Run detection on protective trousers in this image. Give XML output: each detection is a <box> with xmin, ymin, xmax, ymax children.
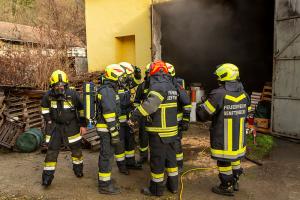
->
<box><xmin>149</xmin><ymin>133</ymin><xmax>178</xmax><ymax>195</ymax></box>
<box><xmin>98</xmin><ymin>131</ymin><xmax>126</xmax><ymax>187</ymax></box>
<box><xmin>44</xmin><ymin>124</ymin><xmax>83</xmax><ymax>178</ymax></box>
<box><xmin>174</xmin><ymin>130</ymin><xmax>183</xmax><ymax>170</ymax></box>
<box><xmin>138</xmin><ymin>117</ymin><xmax>148</xmax><ymax>161</ymax></box>
<box><xmin>120</xmin><ymin>123</ymin><xmax>136</xmax><ymax>165</ymax></box>
<box><xmin>217</xmin><ymin>160</ymin><xmax>242</xmax><ymax>186</ymax></box>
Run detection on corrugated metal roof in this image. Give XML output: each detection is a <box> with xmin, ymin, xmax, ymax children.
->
<box><xmin>0</xmin><ymin>21</ymin><xmax>85</xmax><ymax>47</ymax></box>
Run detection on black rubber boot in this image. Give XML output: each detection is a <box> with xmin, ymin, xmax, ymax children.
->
<box><xmin>141</xmin><ymin>187</ymin><xmax>163</xmax><ymax>197</ymax></box>
<box><xmin>126</xmin><ymin>162</ymin><xmax>143</xmax><ymax>170</ymax></box>
<box><xmin>118</xmin><ymin>166</ymin><xmax>130</xmax><ymax>175</ymax></box>
<box><xmin>73</xmin><ymin>163</ymin><xmax>84</xmax><ymax>178</ymax></box>
<box><xmin>137</xmin><ymin>156</ymin><xmax>148</xmax><ymax>165</ymax></box>
<box><xmin>98</xmin><ymin>183</ymin><xmax>121</xmax><ymax>195</ymax></box>
<box><xmin>233</xmin><ymin>176</ymin><xmax>239</xmax><ymax>191</ymax></box>
<box><xmin>212</xmin><ymin>184</ymin><xmax>234</xmax><ymax>196</ymax></box>
<box><xmin>42</xmin><ymin>171</ymin><xmax>54</xmax><ymax>187</ymax></box>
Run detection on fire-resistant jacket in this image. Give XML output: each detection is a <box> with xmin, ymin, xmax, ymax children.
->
<box><xmin>41</xmin><ymin>88</ymin><xmax>86</xmax><ymax>144</ymax></box>
<box><xmin>173</xmin><ymin>77</ymin><xmax>191</xmax><ymax>124</ymax></box>
<box><xmin>199</xmin><ymin>81</ymin><xmax>250</xmax><ymax>162</ymax></box>
<box><xmin>131</xmin><ymin>73</ymin><xmax>178</xmax><ymax>141</ymax></box>
<box><xmin>133</xmin><ymin>80</ymin><xmax>149</xmax><ymax>107</ymax></box>
<box><xmin>96</xmin><ymin>80</ymin><xmax>121</xmax><ymax>138</ymax></box>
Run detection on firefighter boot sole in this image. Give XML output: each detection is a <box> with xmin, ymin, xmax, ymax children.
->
<box><xmin>212</xmin><ymin>186</ymin><xmax>234</xmax><ymax>196</ymax></box>
<box><xmin>98</xmin><ymin>185</ymin><xmax>121</xmax><ymax>195</ymax></box>
<box><xmin>141</xmin><ymin>188</ymin><xmax>163</xmax><ymax>197</ymax></box>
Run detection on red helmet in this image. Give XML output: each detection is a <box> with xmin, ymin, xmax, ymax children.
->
<box><xmin>149</xmin><ymin>60</ymin><xmax>168</xmax><ymax>76</ymax></box>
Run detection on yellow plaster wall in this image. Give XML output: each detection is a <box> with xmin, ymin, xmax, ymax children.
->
<box><xmin>85</xmin><ymin>0</ymin><xmax>152</xmax><ymax>72</ymax></box>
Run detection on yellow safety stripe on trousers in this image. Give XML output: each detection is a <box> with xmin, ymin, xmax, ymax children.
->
<box><xmin>145</xmin><ymin>126</ymin><xmax>178</xmax><ymax>132</ymax></box>
<box><xmin>203</xmin><ymin>100</ymin><xmax>216</xmax><ymax>114</ymax></box>
<box><xmin>63</xmin><ymin>101</ymin><xmax>73</xmax><ymax>108</ymax></box>
<box><xmin>72</xmin><ymin>156</ymin><xmax>83</xmax><ymax>164</ymax></box>
<box><xmin>225</xmin><ymin>94</ymin><xmax>246</xmax><ymax>103</ymax></box>
<box><xmin>98</xmin><ymin>172</ymin><xmax>111</xmax><ymax>181</ymax></box>
<box><xmin>115</xmin><ymin>153</ymin><xmax>125</xmax><ymax>161</ymax></box>
<box><xmin>158</xmin><ymin>130</ymin><xmax>177</xmax><ymax>138</ymax></box>
<box><xmin>118</xmin><ymin>89</ymin><xmax>125</xmax><ymax>93</ymax></box>
<box><xmin>103</xmin><ymin>113</ymin><xmax>116</xmax><ymax>122</ymax></box>
<box><xmin>68</xmin><ymin>133</ymin><xmax>82</xmax><ymax>143</ymax></box>
<box><xmin>44</xmin><ymin>162</ymin><xmax>57</xmax><ymax>170</ymax></box>
<box><xmin>50</xmin><ymin>101</ymin><xmax>57</xmax><ymax>108</ymax></box>
<box><xmin>159</xmin><ymin>103</ymin><xmax>177</xmax><ymax>108</ymax></box>
<box><xmin>138</xmin><ymin>105</ymin><xmax>149</xmax><ymax>116</ymax></box>
<box><xmin>183</xmin><ymin>104</ymin><xmax>192</xmax><ymax>109</ymax></box>
<box><xmin>119</xmin><ymin>115</ymin><xmax>127</xmax><ymax>123</ymax></box>
<box><xmin>218</xmin><ymin>166</ymin><xmax>233</xmax><ymax>175</ymax></box>
<box><xmin>183</xmin><ymin>117</ymin><xmax>189</xmax><ymax>122</ymax></box>
<box><xmin>166</xmin><ymin>167</ymin><xmax>179</xmax><ymax>177</ymax></box>
<box><xmin>125</xmin><ymin>150</ymin><xmax>135</xmax><ymax>158</ymax></box>
<box><xmin>148</xmin><ymin>91</ymin><xmax>164</xmax><ymax>101</ymax></box>
<box><xmin>96</xmin><ymin>123</ymin><xmax>109</xmax><ymax>132</ymax></box>
<box><xmin>211</xmin><ymin>146</ymin><xmax>246</xmax><ymax>159</ymax></box>
<box><xmin>176</xmin><ymin>153</ymin><xmax>184</xmax><ymax>161</ymax></box>
<box><xmin>45</xmin><ymin>135</ymin><xmax>51</xmax><ymax>143</ymax></box>
<box><xmin>139</xmin><ymin>146</ymin><xmax>148</xmax><ymax>152</ymax></box>
<box><xmin>231</xmin><ymin>160</ymin><xmax>241</xmax><ymax>170</ymax></box>
<box><xmin>79</xmin><ymin>109</ymin><xmax>84</xmax><ymax>117</ymax></box>
<box><xmin>110</xmin><ymin>131</ymin><xmax>119</xmax><ymax>137</ymax></box>
<box><xmin>239</xmin><ymin>117</ymin><xmax>245</xmax><ymax>150</ymax></box>
<box><xmin>177</xmin><ymin>113</ymin><xmax>183</xmax><ymax>121</ymax></box>
<box><xmin>97</xmin><ymin>94</ymin><xmax>102</xmax><ymax>100</ymax></box>
<box><xmin>41</xmin><ymin>107</ymin><xmax>50</xmax><ymax>114</ymax></box>
<box><xmin>151</xmin><ymin>172</ymin><xmax>164</xmax><ymax>182</ymax></box>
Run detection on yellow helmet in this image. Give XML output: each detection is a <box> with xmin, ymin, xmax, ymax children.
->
<box><xmin>166</xmin><ymin>63</ymin><xmax>176</xmax><ymax>77</ymax></box>
<box><xmin>50</xmin><ymin>70</ymin><xmax>68</xmax><ymax>86</ymax></box>
<box><xmin>215</xmin><ymin>63</ymin><xmax>239</xmax><ymax>81</ymax></box>
<box><xmin>119</xmin><ymin>62</ymin><xmax>134</xmax><ymax>75</ymax></box>
<box><xmin>105</xmin><ymin>64</ymin><xmax>125</xmax><ymax>81</ymax></box>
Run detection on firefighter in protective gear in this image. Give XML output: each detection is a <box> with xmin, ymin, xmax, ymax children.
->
<box><xmin>118</xmin><ymin>62</ymin><xmax>143</xmax><ymax>170</ymax></box>
<box><xmin>128</xmin><ymin>61</ymin><xmax>179</xmax><ymax>196</ymax></box>
<box><xmin>41</xmin><ymin>70</ymin><xmax>87</xmax><ymax>187</ymax></box>
<box><xmin>196</xmin><ymin>63</ymin><xmax>250</xmax><ymax>196</ymax></box>
<box><xmin>133</xmin><ymin>63</ymin><xmax>151</xmax><ymax>164</ymax></box>
<box><xmin>96</xmin><ymin>64</ymin><xmax>130</xmax><ymax>195</ymax></box>
<box><xmin>166</xmin><ymin>63</ymin><xmax>191</xmax><ymax>172</ymax></box>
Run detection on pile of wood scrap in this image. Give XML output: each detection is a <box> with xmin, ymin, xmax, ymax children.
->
<box><xmin>0</xmin><ymin>87</ymin><xmax>44</xmax><ymax>150</ymax></box>
<box><xmin>69</xmin><ymin>71</ymin><xmax>100</xmax><ymax>92</ymax></box>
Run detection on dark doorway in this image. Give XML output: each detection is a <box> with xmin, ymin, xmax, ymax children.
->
<box><xmin>155</xmin><ymin>0</ymin><xmax>275</xmax><ymax>93</ymax></box>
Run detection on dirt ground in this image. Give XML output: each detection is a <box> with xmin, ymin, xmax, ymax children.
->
<box><xmin>0</xmin><ymin>123</ymin><xmax>300</xmax><ymax>200</ymax></box>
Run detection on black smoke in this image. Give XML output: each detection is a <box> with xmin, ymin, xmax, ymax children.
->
<box><xmin>155</xmin><ymin>0</ymin><xmax>275</xmax><ymax>93</ymax></box>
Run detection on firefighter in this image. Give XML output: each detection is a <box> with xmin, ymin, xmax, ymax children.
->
<box><xmin>133</xmin><ymin>63</ymin><xmax>151</xmax><ymax>164</ymax></box>
<box><xmin>96</xmin><ymin>64</ymin><xmax>129</xmax><ymax>195</ymax></box>
<box><xmin>166</xmin><ymin>63</ymin><xmax>191</xmax><ymax>172</ymax></box>
<box><xmin>118</xmin><ymin>62</ymin><xmax>142</xmax><ymax>169</ymax></box>
<box><xmin>196</xmin><ymin>63</ymin><xmax>250</xmax><ymax>196</ymax></box>
<box><xmin>128</xmin><ymin>61</ymin><xmax>179</xmax><ymax>196</ymax></box>
<box><xmin>41</xmin><ymin>70</ymin><xmax>87</xmax><ymax>187</ymax></box>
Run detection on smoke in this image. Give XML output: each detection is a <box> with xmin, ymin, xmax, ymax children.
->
<box><xmin>155</xmin><ymin>0</ymin><xmax>275</xmax><ymax>92</ymax></box>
